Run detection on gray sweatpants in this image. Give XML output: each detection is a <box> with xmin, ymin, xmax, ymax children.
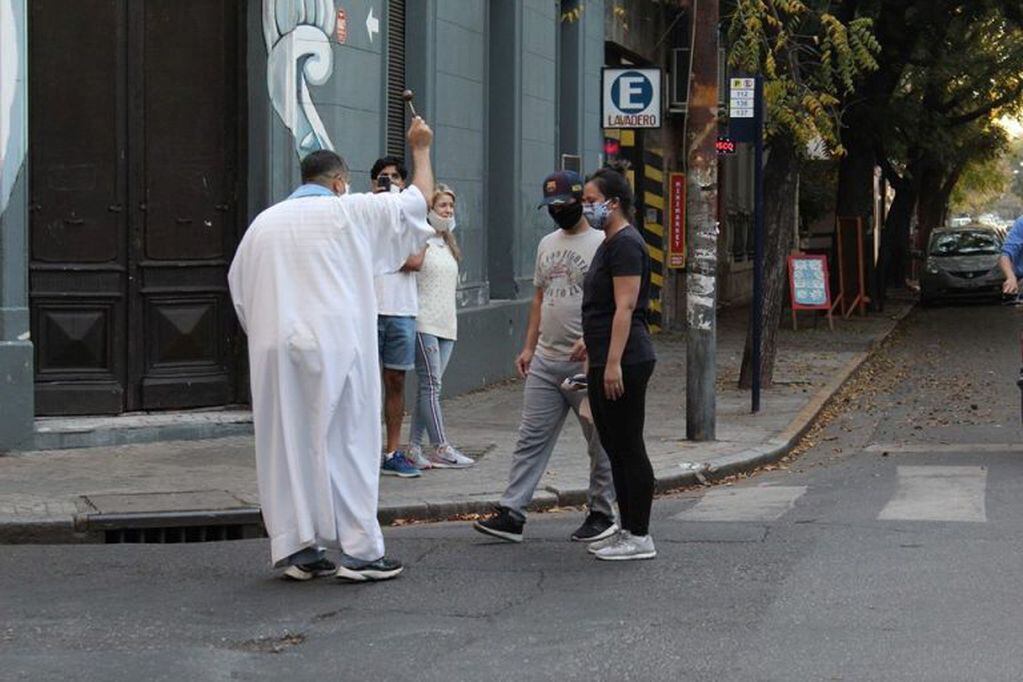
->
<box><xmin>499</xmin><ymin>353</ymin><xmax>615</xmax><ymax>521</ymax></box>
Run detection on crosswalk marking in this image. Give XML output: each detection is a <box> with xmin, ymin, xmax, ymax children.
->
<box><xmin>877</xmin><ymin>466</ymin><xmax>987</xmax><ymax>523</ymax></box>
<box><xmin>865</xmin><ymin>443</ymin><xmax>1023</xmax><ymax>454</ymax></box>
<box><xmin>673</xmin><ymin>485</ymin><xmax>807</xmax><ymax>522</ymax></box>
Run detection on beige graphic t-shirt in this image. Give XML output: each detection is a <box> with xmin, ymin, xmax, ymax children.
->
<box><xmin>533</xmin><ymin>227</ymin><xmax>604</xmax><ymax>360</ymax></box>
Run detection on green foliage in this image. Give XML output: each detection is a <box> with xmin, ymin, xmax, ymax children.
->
<box><xmin>877</xmin><ymin>3</ymin><xmax>1023</xmax><ymax>227</ymax></box>
<box><xmin>950</xmin><ymin>150</ymin><xmax>1010</xmax><ymax>215</ymax></box>
<box><xmin>726</xmin><ymin>0</ymin><xmax>880</xmax><ymax>155</ymax></box>
<box><xmin>954</xmin><ymin>133</ymin><xmax>1023</xmax><ymax>219</ymax></box>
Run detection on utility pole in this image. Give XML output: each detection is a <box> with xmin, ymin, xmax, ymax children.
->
<box><xmin>685</xmin><ymin>0</ymin><xmax>719</xmax><ymax>441</ymax></box>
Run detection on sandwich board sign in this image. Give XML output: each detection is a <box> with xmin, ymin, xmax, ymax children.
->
<box><xmin>602</xmin><ymin>68</ymin><xmax>662</xmax><ymax>129</ymax></box>
<box><xmin>787</xmin><ymin>253</ymin><xmax>835</xmax><ymax>330</ymax></box>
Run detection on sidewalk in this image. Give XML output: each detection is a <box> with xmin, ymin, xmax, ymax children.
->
<box><xmin>0</xmin><ymin>299</ymin><xmax>914</xmax><ymax>543</ymax></box>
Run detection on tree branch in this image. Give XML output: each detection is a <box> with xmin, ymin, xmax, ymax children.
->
<box><xmin>946</xmin><ymin>80</ymin><xmax>1023</xmax><ymax>126</ymax></box>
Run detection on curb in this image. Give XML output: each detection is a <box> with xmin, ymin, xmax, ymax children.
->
<box><xmin>0</xmin><ymin>304</ymin><xmax>913</xmax><ymax>543</ymax></box>
<box><xmin>376</xmin><ymin>303</ymin><xmax>914</xmax><ymax>522</ymax></box>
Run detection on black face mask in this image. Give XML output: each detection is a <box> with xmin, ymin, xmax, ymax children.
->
<box><xmin>548</xmin><ymin>203</ymin><xmax>583</xmax><ymax>230</ymax></box>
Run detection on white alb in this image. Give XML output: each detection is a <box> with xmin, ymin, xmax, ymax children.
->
<box><xmin>228</xmin><ymin>187</ymin><xmax>432</xmax><ymax>567</ymax></box>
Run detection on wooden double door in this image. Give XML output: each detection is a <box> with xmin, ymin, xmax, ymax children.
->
<box><xmin>28</xmin><ymin>0</ymin><xmax>246</xmax><ymax>415</ymax></box>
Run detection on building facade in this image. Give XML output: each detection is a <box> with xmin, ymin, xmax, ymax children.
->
<box><xmin>0</xmin><ymin>0</ymin><xmax>607</xmax><ymax>449</ymax></box>
<box><xmin>0</xmin><ymin>0</ymin><xmax>748</xmax><ymax>451</ymax></box>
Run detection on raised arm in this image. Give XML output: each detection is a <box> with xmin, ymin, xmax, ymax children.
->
<box><xmin>408</xmin><ymin>116</ymin><xmax>434</xmax><ymax>203</ymax></box>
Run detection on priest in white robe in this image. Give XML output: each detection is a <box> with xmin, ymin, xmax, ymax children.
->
<box><xmin>228</xmin><ymin>118</ymin><xmax>435</xmax><ymax>582</ymax></box>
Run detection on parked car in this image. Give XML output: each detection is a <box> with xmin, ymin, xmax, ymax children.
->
<box><xmin>920</xmin><ymin>224</ymin><xmax>1005</xmax><ymax>305</ymax></box>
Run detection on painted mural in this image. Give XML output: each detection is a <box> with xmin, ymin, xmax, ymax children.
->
<box><xmin>0</xmin><ymin>0</ymin><xmax>25</xmax><ymax>214</ymax></box>
<box><xmin>263</xmin><ymin>0</ymin><xmax>337</xmax><ymax>157</ymax></box>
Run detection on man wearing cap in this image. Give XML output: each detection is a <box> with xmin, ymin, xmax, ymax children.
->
<box><xmin>473</xmin><ymin>171</ymin><xmax>617</xmax><ymax>544</ymax></box>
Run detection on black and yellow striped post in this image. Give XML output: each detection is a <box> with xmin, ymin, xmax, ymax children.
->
<box><xmin>640</xmin><ymin>147</ymin><xmax>666</xmax><ymax>332</ymax></box>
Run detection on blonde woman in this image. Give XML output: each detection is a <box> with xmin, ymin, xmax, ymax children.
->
<box><xmin>405</xmin><ymin>185</ymin><xmax>474</xmax><ymax>469</ymax></box>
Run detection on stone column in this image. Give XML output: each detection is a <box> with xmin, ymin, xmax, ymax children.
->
<box><xmin>0</xmin><ymin>0</ymin><xmax>33</xmax><ymax>451</ymax></box>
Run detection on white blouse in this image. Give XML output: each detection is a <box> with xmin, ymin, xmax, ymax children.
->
<box><xmin>415</xmin><ymin>240</ymin><xmax>458</xmax><ymax>340</ymax></box>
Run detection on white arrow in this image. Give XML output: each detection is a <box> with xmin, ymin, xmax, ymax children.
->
<box><xmin>366</xmin><ymin>7</ymin><xmax>379</xmax><ymax>43</ymax></box>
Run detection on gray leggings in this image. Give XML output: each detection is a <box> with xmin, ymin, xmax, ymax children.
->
<box><xmin>499</xmin><ymin>353</ymin><xmax>615</xmax><ymax>520</ymax></box>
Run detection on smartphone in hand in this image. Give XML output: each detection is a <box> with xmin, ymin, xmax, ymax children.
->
<box><xmin>561</xmin><ymin>373</ymin><xmax>588</xmax><ymax>392</ymax></box>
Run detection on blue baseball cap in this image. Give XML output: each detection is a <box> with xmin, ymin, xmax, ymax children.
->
<box><xmin>538</xmin><ymin>170</ymin><xmax>584</xmax><ymax>208</ymax></box>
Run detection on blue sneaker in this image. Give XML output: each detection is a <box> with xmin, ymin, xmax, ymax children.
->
<box><xmin>381</xmin><ymin>451</ymin><xmax>421</xmax><ymax>478</ymax></box>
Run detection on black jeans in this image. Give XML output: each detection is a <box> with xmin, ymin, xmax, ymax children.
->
<box><xmin>587</xmin><ymin>360</ymin><xmax>656</xmax><ymax>536</ymax></box>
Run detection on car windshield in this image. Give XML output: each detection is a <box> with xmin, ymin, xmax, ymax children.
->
<box><xmin>930</xmin><ymin>231</ymin><xmax>1000</xmax><ymax>256</ymax></box>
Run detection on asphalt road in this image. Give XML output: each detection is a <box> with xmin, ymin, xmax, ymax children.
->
<box><xmin>4</xmin><ymin>301</ymin><xmax>1023</xmax><ymax>681</ymax></box>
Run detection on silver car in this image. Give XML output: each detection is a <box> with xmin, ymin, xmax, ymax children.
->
<box><xmin>920</xmin><ymin>225</ymin><xmax>1005</xmax><ymax>305</ymax></box>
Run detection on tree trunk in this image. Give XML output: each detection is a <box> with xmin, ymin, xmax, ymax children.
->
<box><xmin>916</xmin><ymin>160</ymin><xmax>960</xmax><ymax>250</ymax></box>
<box><xmin>875</xmin><ymin>169</ymin><xmax>917</xmax><ymax>309</ymax></box>
<box><xmin>915</xmin><ymin>160</ymin><xmax>947</xmax><ymax>247</ymax></box>
<box><xmin>738</xmin><ymin>137</ymin><xmax>799</xmax><ymax>390</ymax></box>
<box><xmin>835</xmin><ymin>114</ymin><xmax>876</xmax><ymax>219</ymax></box>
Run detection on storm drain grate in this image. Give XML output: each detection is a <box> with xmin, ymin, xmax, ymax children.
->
<box><xmin>104</xmin><ymin>523</ymin><xmax>265</xmax><ymax>544</ymax></box>
<box><xmin>77</xmin><ymin>491</ymin><xmax>265</xmax><ymax>544</ymax></box>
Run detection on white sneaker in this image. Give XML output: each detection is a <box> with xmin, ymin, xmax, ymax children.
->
<box><xmin>593</xmin><ymin>531</ymin><xmax>657</xmax><ymax>561</ymax></box>
<box><xmin>587</xmin><ymin>529</ymin><xmax>622</xmax><ymax>554</ymax></box>
<box><xmin>406</xmin><ymin>444</ymin><xmax>433</xmax><ymax>470</ymax></box>
<box><xmin>428</xmin><ymin>444</ymin><xmax>475</xmax><ymax>469</ymax></box>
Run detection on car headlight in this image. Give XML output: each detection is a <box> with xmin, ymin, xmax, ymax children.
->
<box><xmin>925</xmin><ymin>258</ymin><xmax>939</xmax><ymax>274</ymax></box>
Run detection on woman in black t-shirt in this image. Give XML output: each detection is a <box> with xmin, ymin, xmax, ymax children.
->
<box><xmin>576</xmin><ymin>166</ymin><xmax>657</xmax><ymax>561</ymax></box>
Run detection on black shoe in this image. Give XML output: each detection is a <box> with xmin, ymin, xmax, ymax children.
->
<box><xmin>473</xmin><ymin>507</ymin><xmax>524</xmax><ymax>543</ymax></box>
<box><xmin>335</xmin><ymin>555</ymin><xmax>404</xmax><ymax>582</ymax></box>
<box><xmin>571</xmin><ymin>512</ymin><xmax>618</xmax><ymax>542</ymax></box>
<box><xmin>282</xmin><ymin>557</ymin><xmax>336</xmax><ymax>581</ymax></box>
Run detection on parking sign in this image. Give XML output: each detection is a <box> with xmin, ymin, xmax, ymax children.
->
<box><xmin>602</xmin><ymin>68</ymin><xmax>662</xmax><ymax>129</ymax></box>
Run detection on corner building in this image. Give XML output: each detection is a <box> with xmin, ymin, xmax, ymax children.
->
<box><xmin>0</xmin><ymin>0</ymin><xmax>749</xmax><ymax>451</ymax></box>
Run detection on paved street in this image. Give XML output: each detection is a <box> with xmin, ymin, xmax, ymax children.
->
<box><xmin>0</xmin><ymin>302</ymin><xmax>909</xmax><ymax>539</ymax></box>
<box><xmin>4</xmin><ymin>301</ymin><xmax>1023</xmax><ymax>681</ymax></box>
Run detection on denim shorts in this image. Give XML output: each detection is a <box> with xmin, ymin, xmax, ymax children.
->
<box><xmin>377</xmin><ymin>315</ymin><xmax>416</xmax><ymax>371</ymax></box>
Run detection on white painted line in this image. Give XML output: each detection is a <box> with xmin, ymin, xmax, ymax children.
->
<box><xmin>878</xmin><ymin>466</ymin><xmax>987</xmax><ymax>523</ymax></box>
<box><xmin>866</xmin><ymin>443</ymin><xmax>1023</xmax><ymax>454</ymax></box>
<box><xmin>673</xmin><ymin>485</ymin><xmax>807</xmax><ymax>522</ymax></box>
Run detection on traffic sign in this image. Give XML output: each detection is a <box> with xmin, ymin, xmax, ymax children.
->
<box><xmin>602</xmin><ymin>68</ymin><xmax>662</xmax><ymax>129</ymax></box>
<box><xmin>729</xmin><ymin>77</ymin><xmax>755</xmax><ymax>119</ymax></box>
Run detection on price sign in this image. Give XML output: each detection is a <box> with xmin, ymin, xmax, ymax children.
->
<box><xmin>715</xmin><ymin>137</ymin><xmax>737</xmax><ymax>155</ymax></box>
<box><xmin>787</xmin><ymin>254</ymin><xmax>832</xmax><ymax>310</ymax></box>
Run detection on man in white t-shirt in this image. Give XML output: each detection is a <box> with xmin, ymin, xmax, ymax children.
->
<box><xmin>372</xmin><ymin>156</ymin><xmax>423</xmax><ymax>479</ymax></box>
<box><xmin>473</xmin><ymin>170</ymin><xmax>617</xmax><ymax>544</ymax></box>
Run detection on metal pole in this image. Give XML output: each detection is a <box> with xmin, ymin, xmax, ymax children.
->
<box><xmin>752</xmin><ymin>75</ymin><xmax>765</xmax><ymax>413</ymax></box>
<box><xmin>685</xmin><ymin>0</ymin><xmax>719</xmax><ymax>440</ymax></box>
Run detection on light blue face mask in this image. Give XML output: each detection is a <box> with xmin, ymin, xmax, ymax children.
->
<box><xmin>583</xmin><ymin>200</ymin><xmax>612</xmax><ymax>231</ymax></box>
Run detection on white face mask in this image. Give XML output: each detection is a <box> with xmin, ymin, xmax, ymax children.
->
<box><xmin>429</xmin><ymin>211</ymin><xmax>456</xmax><ymax>233</ymax></box>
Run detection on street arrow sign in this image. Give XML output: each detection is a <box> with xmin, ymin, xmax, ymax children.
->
<box><xmin>366</xmin><ymin>7</ymin><xmax>379</xmax><ymax>43</ymax></box>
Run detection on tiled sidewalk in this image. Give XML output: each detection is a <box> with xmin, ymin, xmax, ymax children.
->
<box><xmin>0</xmin><ymin>300</ymin><xmax>912</xmax><ymax>542</ymax></box>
